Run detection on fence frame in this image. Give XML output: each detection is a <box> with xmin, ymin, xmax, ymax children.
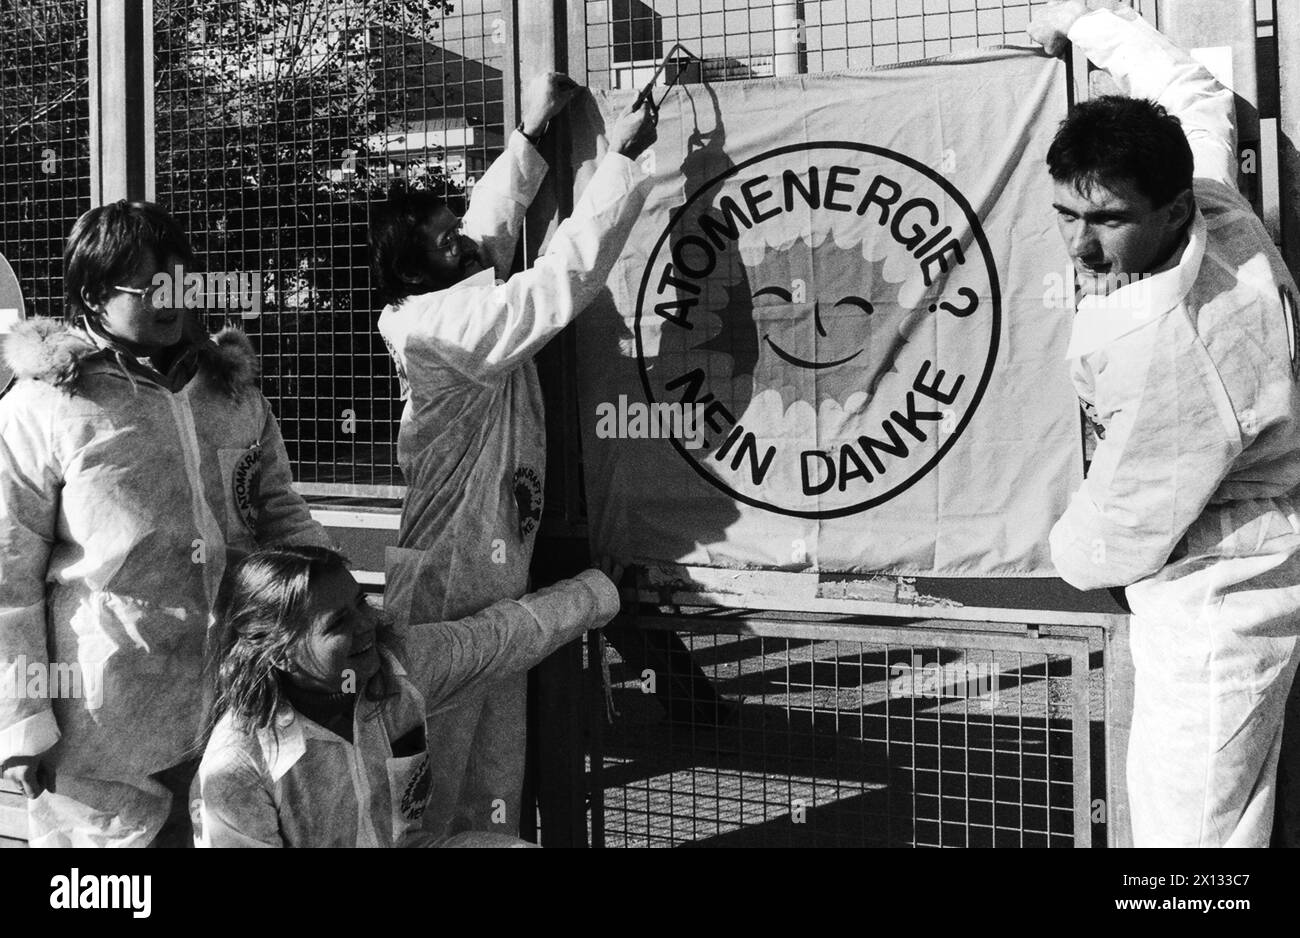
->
<box><xmin>52</xmin><ymin>0</ymin><xmax>1297</xmax><ymax>848</ymax></box>
<box><xmin>591</xmin><ymin>605</ymin><xmax>1108</xmax><ymax>846</ymax></box>
<box><xmin>583</xmin><ymin>567</ymin><xmax>1130</xmax><ymax>847</ymax></box>
<box><xmin>87</xmin><ymin>0</ymin><xmax>151</xmax><ymax>205</ymax></box>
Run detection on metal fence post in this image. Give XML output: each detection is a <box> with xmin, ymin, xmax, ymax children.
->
<box><xmin>517</xmin><ymin>0</ymin><xmax>590</xmax><ymax>849</ymax></box>
<box><xmin>87</xmin><ymin>0</ymin><xmax>151</xmax><ymax>205</ymax></box>
<box><xmin>773</xmin><ymin>1</ymin><xmax>807</xmax><ymax>77</ymax></box>
<box><xmin>1279</xmin><ymin>0</ymin><xmax>1300</xmax><ymax>280</ymax></box>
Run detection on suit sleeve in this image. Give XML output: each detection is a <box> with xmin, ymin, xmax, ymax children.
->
<box><xmin>405</xmin><ymin>570</ymin><xmax>621</xmax><ymax>713</ymax></box>
<box><xmin>0</xmin><ymin>387</ymin><xmax>61</xmax><ymax>765</ymax></box>
<box><xmin>196</xmin><ymin>750</ymin><xmax>283</xmax><ymax>848</ymax></box>
<box><xmin>1049</xmin><ymin>324</ymin><xmax>1242</xmax><ymax>590</ymax></box>
<box><xmin>461</xmin><ymin>131</ymin><xmax>550</xmax><ymax>282</ymax></box>
<box><xmin>251</xmin><ymin>395</ymin><xmax>333</xmax><ymax>549</ymax></box>
<box><xmin>378</xmin><ymin>151</ymin><xmax>650</xmax><ymax>382</ymax></box>
<box><xmin>1067</xmin><ymin>7</ymin><xmax>1238</xmax><ymax>188</ymax></box>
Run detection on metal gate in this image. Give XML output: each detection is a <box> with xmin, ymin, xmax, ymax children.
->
<box><xmin>2</xmin><ymin>0</ymin><xmax>1293</xmax><ymax>493</ymax></box>
<box><xmin>150</xmin><ymin>0</ymin><xmax>514</xmax><ymax>495</ymax></box>
<box><xmin>557</xmin><ymin>0</ymin><xmax>1289</xmax><ymax>850</ymax></box>
<box><xmin>0</xmin><ymin>0</ymin><xmax>1296</xmax><ymax>849</ymax></box>
<box><xmin>0</xmin><ymin>3</ymin><xmax>91</xmax><ymax>324</ymax></box>
<box><xmin>591</xmin><ymin>612</ymin><xmax>1098</xmax><ymax>847</ymax></box>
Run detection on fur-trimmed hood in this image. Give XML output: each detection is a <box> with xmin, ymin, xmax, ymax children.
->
<box><xmin>2</xmin><ymin>316</ymin><xmax>260</xmax><ymax>397</ymax></box>
<box><xmin>0</xmin><ymin>320</ymin><xmax>330</xmax><ymax>791</ymax></box>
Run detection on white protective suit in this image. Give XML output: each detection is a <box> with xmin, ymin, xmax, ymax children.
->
<box><xmin>378</xmin><ymin>131</ymin><xmax>649</xmax><ymax>836</ymax></box>
<box><xmin>194</xmin><ymin>569</ymin><xmax>619</xmax><ymax>847</ymax></box>
<box><xmin>0</xmin><ymin>317</ymin><xmax>331</xmax><ymax>847</ymax></box>
<box><xmin>1048</xmin><ymin>9</ymin><xmax>1300</xmax><ymax>847</ymax></box>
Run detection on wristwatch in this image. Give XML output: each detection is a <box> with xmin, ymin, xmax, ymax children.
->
<box><xmin>517</xmin><ymin>121</ymin><xmax>546</xmax><ymax>146</ymax></box>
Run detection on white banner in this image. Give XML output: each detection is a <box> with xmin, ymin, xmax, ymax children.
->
<box><xmin>573</xmin><ymin>49</ymin><xmax>1081</xmax><ymax>576</ymax></box>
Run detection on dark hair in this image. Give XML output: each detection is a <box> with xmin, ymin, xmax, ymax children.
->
<box><xmin>202</xmin><ymin>545</ymin><xmax>399</xmax><ymax>749</ymax></box>
<box><xmin>1046</xmin><ymin>95</ymin><xmax>1194</xmax><ymax>207</ymax></box>
<box><xmin>368</xmin><ymin>186</ymin><xmax>451</xmax><ymax>305</ymax></box>
<box><xmin>63</xmin><ymin>200</ymin><xmax>195</xmax><ymax>325</ymax></box>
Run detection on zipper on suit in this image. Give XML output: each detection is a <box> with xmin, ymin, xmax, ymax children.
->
<box><xmin>345</xmin><ymin>738</ymin><xmax>382</xmax><ymax>848</ymax></box>
<box><xmin>167</xmin><ymin>392</ymin><xmax>227</xmax><ymax>607</ymax></box>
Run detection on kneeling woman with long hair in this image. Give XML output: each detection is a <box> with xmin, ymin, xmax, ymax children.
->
<box><xmin>194</xmin><ymin>545</ymin><xmax>619</xmax><ymax>847</ymax></box>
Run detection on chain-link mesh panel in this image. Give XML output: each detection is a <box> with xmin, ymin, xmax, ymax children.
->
<box><xmin>580</xmin><ymin>0</ymin><xmax>1159</xmax><ymax>91</ymax></box>
<box><xmin>152</xmin><ymin>0</ymin><xmax>508</xmax><ymax>490</ymax></box>
<box><xmin>0</xmin><ymin>1</ymin><xmax>91</xmax><ymax>323</ymax></box>
<box><xmin>591</xmin><ymin>618</ymin><xmax>1098</xmax><ymax>847</ymax></box>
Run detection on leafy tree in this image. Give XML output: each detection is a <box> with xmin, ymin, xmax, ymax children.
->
<box><xmin>3</xmin><ymin>0</ymin><xmax>500</xmax><ymax>485</ymax></box>
<box><xmin>0</xmin><ymin>1</ymin><xmax>90</xmax><ymax>320</ymax></box>
<box><xmin>152</xmin><ymin>0</ymin><xmax>467</xmax><ymax>484</ymax></box>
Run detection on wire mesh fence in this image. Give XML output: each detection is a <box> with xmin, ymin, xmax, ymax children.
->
<box><xmin>6</xmin><ymin>0</ymin><xmax>1286</xmax><ymax>506</ymax></box>
<box><xmin>0</xmin><ymin>1</ymin><xmax>91</xmax><ymax>323</ymax></box>
<box><xmin>589</xmin><ymin>615</ymin><xmax>1100</xmax><ymax>847</ymax></box>
<box><xmin>151</xmin><ymin>0</ymin><xmax>508</xmax><ymax>492</ymax></box>
<box><xmin>0</xmin><ymin>0</ymin><xmax>1171</xmax><ymax>497</ymax></box>
<box><xmin>578</xmin><ymin>0</ymin><xmax>1160</xmax><ymax>94</ymax></box>
<box><xmin>3</xmin><ymin>0</ymin><xmax>1286</xmax><ymax>851</ymax></box>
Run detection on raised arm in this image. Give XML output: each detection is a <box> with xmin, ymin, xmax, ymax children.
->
<box><xmin>1032</xmin><ymin>2</ymin><xmax>1237</xmax><ymax>188</ymax></box>
<box><xmin>462</xmin><ymin>73</ymin><xmax>582</xmax><ymax>278</ymax></box>
<box><xmin>461</xmin><ymin>132</ymin><xmax>550</xmax><ymax>282</ymax></box>
<box><xmin>405</xmin><ymin>569</ymin><xmax>621</xmax><ymax>711</ymax></box>
<box><xmin>378</xmin><ymin>123</ymin><xmax>654</xmax><ymax>382</ymax></box>
<box><xmin>1048</xmin><ymin>324</ymin><xmax>1242</xmax><ymax>590</ymax></box>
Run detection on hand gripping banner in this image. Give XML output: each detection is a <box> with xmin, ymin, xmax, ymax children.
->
<box><xmin>572</xmin><ymin>49</ymin><xmax>1081</xmax><ymax>576</ymax></box>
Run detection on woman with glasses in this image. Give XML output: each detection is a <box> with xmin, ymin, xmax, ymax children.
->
<box><xmin>0</xmin><ymin>200</ymin><xmax>331</xmax><ymax>847</ymax></box>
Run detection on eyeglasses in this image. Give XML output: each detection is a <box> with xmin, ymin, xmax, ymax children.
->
<box><xmin>111</xmin><ymin>284</ymin><xmax>169</xmax><ymax>309</ymax></box>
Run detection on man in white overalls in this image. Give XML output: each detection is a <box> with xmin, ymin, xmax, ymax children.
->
<box><xmin>1031</xmin><ymin>2</ymin><xmax>1300</xmax><ymax>846</ymax></box>
<box><xmin>373</xmin><ymin>74</ymin><xmax>656</xmax><ymax>838</ymax></box>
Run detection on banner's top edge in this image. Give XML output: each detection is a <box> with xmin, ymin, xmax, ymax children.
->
<box><xmin>592</xmin><ymin>44</ymin><xmax>1053</xmax><ymax>98</ymax></box>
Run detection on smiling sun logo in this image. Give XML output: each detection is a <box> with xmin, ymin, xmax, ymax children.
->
<box><xmin>635</xmin><ymin>142</ymin><xmax>1001</xmax><ymax>518</ymax></box>
<box><xmin>697</xmin><ymin>239</ymin><xmax>913</xmax><ymax>411</ymax></box>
